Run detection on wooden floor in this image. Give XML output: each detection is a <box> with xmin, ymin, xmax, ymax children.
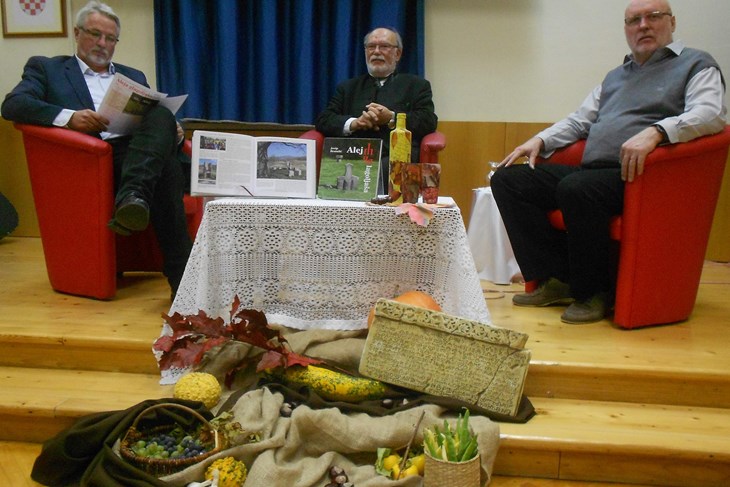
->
<box><xmin>1</xmin><ymin>236</ymin><xmax>729</xmax><ymax>486</ymax></box>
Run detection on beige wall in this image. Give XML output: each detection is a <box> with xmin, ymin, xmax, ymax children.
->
<box><xmin>425</xmin><ymin>0</ymin><xmax>730</xmax><ymax>122</ymax></box>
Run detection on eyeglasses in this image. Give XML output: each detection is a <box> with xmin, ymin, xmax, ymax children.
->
<box><xmin>624</xmin><ymin>11</ymin><xmax>672</xmax><ymax>26</ymax></box>
<box><xmin>365</xmin><ymin>43</ymin><xmax>398</xmax><ymax>52</ymax></box>
<box><xmin>79</xmin><ymin>26</ymin><xmax>119</xmax><ymax>44</ymax></box>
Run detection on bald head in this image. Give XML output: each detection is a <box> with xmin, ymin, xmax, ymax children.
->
<box><xmin>624</xmin><ymin>0</ymin><xmax>675</xmax><ymax>64</ymax></box>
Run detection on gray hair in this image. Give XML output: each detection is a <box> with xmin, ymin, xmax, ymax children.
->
<box><xmin>364</xmin><ymin>27</ymin><xmax>403</xmax><ymax>50</ymax></box>
<box><xmin>75</xmin><ymin>1</ymin><xmax>120</xmax><ymax>31</ymax></box>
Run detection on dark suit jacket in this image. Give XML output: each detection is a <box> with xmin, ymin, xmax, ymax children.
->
<box><xmin>314</xmin><ymin>72</ymin><xmax>438</xmax><ymax>161</ymax></box>
<box><xmin>1</xmin><ymin>55</ymin><xmax>147</xmax><ymax>136</ymax></box>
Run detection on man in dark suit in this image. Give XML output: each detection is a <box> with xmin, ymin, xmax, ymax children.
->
<box><xmin>2</xmin><ymin>1</ymin><xmax>192</xmax><ymax>297</ymax></box>
<box><xmin>315</xmin><ymin>27</ymin><xmax>438</xmax><ymax>193</ymax></box>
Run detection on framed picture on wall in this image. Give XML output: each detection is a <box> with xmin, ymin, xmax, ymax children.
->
<box><xmin>1</xmin><ymin>0</ymin><xmax>67</xmax><ymax>38</ymax></box>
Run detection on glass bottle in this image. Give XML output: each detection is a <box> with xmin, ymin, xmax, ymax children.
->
<box><xmin>388</xmin><ymin>113</ymin><xmax>412</xmax><ymax>203</ymax></box>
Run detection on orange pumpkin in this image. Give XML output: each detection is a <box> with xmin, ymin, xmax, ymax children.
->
<box><xmin>367</xmin><ymin>290</ymin><xmax>442</xmax><ymax>328</ymax></box>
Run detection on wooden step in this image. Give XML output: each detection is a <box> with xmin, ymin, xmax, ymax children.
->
<box><xmin>4</xmin><ymin>325</ymin><xmax>730</xmax><ymax>409</ymax></box>
<box><xmin>1</xmin><ymin>236</ymin><xmax>172</xmax><ymax>375</ymax></box>
<box><xmin>2</xmin><ymin>332</ymin><xmax>162</xmax><ymax>375</ymax></box>
<box><xmin>0</xmin><ymin>440</ymin><xmax>648</xmax><ymax>487</ymax></box>
<box><xmin>0</xmin><ymin>366</ymin><xmax>173</xmax><ymax>443</ymax></box>
<box><xmin>496</xmin><ymin>397</ymin><xmax>730</xmax><ymax>487</ymax></box>
<box><xmin>523</xmin><ymin>362</ymin><xmax>730</xmax><ymax>409</ymax></box>
<box><xmin>1</xmin><ymin>366</ymin><xmax>728</xmax><ymax>486</ymax></box>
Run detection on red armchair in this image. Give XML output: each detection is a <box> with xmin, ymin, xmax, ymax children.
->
<box><xmin>14</xmin><ymin>123</ymin><xmax>204</xmax><ymax>300</ymax></box>
<box><xmin>526</xmin><ymin>126</ymin><xmax>730</xmax><ymax>329</ymax></box>
<box><xmin>298</xmin><ymin>129</ymin><xmax>447</xmax><ymax>185</ymax></box>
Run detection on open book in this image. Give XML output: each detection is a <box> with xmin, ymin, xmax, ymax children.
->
<box><xmin>98</xmin><ymin>73</ymin><xmax>187</xmax><ymax>135</ymax></box>
<box><xmin>317</xmin><ymin>138</ymin><xmax>383</xmax><ymax>202</ymax></box>
<box><xmin>190</xmin><ymin>130</ymin><xmax>317</xmax><ymax>198</ymax></box>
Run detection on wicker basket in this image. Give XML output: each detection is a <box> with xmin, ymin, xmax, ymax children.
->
<box><xmin>423</xmin><ymin>450</ymin><xmax>481</xmax><ymax>487</ymax></box>
<box><xmin>119</xmin><ymin>403</ymin><xmax>223</xmax><ymax>477</ymax></box>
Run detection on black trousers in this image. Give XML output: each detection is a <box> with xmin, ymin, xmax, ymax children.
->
<box><xmin>108</xmin><ymin>106</ymin><xmax>192</xmax><ymax>291</ymax></box>
<box><xmin>490</xmin><ymin>163</ymin><xmax>624</xmax><ymax>301</ymax></box>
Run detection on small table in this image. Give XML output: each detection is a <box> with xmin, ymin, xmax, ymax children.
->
<box><xmin>170</xmin><ymin>197</ymin><xmax>491</xmax><ymax>330</ymax></box>
<box><xmin>467</xmin><ymin>187</ymin><xmax>521</xmax><ymax>285</ymax></box>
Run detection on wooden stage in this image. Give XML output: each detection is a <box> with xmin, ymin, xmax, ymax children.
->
<box><xmin>1</xmin><ymin>236</ymin><xmax>729</xmax><ymax>486</ymax></box>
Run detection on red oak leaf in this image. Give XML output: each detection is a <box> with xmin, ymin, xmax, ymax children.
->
<box><xmin>256</xmin><ymin>350</ymin><xmax>287</xmax><ymax>372</ymax></box>
<box><xmin>229</xmin><ymin>309</ymin><xmax>286</xmax><ymax>352</ymax></box>
<box><xmin>153</xmin><ymin>334</ymin><xmax>176</xmax><ymax>353</ymax></box>
<box><xmin>156</xmin><ymin>297</ymin><xmax>324</xmax><ymax>380</ymax></box>
<box><xmin>158</xmin><ymin>340</ymin><xmax>207</xmax><ymax>371</ymax></box>
<box><xmin>285</xmin><ymin>351</ymin><xmax>323</xmax><ymax>368</ymax></box>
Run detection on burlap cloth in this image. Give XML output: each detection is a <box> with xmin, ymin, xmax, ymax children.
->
<box><xmin>161</xmin><ymin>327</ymin><xmax>502</xmax><ymax>487</ymax></box>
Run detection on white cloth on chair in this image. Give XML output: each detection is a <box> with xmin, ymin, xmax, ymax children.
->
<box><xmin>467</xmin><ymin>187</ymin><xmax>521</xmax><ymax>285</ymax></box>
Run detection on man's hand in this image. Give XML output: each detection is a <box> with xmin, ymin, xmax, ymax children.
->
<box><xmin>65</xmin><ymin>109</ymin><xmax>109</xmax><ymax>133</ymax></box>
<box><xmin>350</xmin><ymin>103</ymin><xmax>394</xmax><ymax>132</ymax></box>
<box><xmin>176</xmin><ymin>122</ymin><xmax>185</xmax><ymax>144</ymax></box>
<box><xmin>349</xmin><ymin>111</ymin><xmax>377</xmax><ymax>132</ymax></box>
<box><xmin>365</xmin><ymin>103</ymin><xmax>394</xmax><ymax>126</ymax></box>
<box><xmin>498</xmin><ymin>137</ymin><xmax>544</xmax><ymax>170</ymax></box>
<box><xmin>619</xmin><ymin>126</ymin><xmax>663</xmax><ymax>182</ymax></box>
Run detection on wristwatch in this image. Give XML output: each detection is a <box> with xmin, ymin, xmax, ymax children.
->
<box><xmin>654</xmin><ymin>124</ymin><xmax>669</xmax><ymax>144</ymax></box>
<box><xmin>387</xmin><ymin>112</ymin><xmax>396</xmax><ymax>129</ymax></box>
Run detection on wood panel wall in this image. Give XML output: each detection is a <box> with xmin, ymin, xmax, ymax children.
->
<box><xmin>2</xmin><ymin>119</ymin><xmax>729</xmax><ymax>261</ymax></box>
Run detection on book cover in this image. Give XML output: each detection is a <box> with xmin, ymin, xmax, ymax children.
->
<box><xmin>317</xmin><ymin>138</ymin><xmax>382</xmax><ymax>201</ymax></box>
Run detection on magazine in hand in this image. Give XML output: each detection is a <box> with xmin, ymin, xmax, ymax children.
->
<box><xmin>317</xmin><ymin>138</ymin><xmax>382</xmax><ymax>201</ymax></box>
<box><xmin>190</xmin><ymin>130</ymin><xmax>317</xmax><ymax>198</ymax></box>
<box><xmin>97</xmin><ymin>73</ymin><xmax>187</xmax><ymax>135</ymax></box>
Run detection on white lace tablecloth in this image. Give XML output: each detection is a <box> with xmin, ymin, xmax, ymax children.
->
<box><xmin>169</xmin><ymin>197</ymin><xmax>490</xmax><ymax>330</ymax></box>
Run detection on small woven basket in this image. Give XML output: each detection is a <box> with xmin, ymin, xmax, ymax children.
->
<box><xmin>423</xmin><ymin>449</ymin><xmax>481</xmax><ymax>487</ymax></box>
<box><xmin>119</xmin><ymin>403</ymin><xmax>223</xmax><ymax>477</ymax></box>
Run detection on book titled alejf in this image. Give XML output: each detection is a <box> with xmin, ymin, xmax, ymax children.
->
<box><xmin>317</xmin><ymin>138</ymin><xmax>383</xmax><ymax>201</ymax></box>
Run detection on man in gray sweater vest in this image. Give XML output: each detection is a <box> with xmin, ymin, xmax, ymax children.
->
<box><xmin>491</xmin><ymin>0</ymin><xmax>727</xmax><ymax>324</ymax></box>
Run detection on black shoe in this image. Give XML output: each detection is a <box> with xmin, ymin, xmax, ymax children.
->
<box><xmin>107</xmin><ymin>219</ymin><xmax>132</xmax><ymax>236</ymax></box>
<box><xmin>111</xmin><ymin>194</ymin><xmax>149</xmax><ymax>233</ymax></box>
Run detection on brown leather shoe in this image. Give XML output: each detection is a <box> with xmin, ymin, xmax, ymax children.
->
<box><xmin>560</xmin><ymin>292</ymin><xmax>610</xmax><ymax>324</ymax></box>
<box><xmin>513</xmin><ymin>277</ymin><xmax>573</xmax><ymax>307</ymax></box>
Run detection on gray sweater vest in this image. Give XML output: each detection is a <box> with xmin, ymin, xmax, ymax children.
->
<box><xmin>583</xmin><ymin>47</ymin><xmax>722</xmax><ymax>167</ymax></box>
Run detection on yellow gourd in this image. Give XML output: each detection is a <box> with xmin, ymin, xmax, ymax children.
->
<box><xmin>275</xmin><ymin>365</ymin><xmax>387</xmax><ymax>402</ymax></box>
<box><xmin>205</xmin><ymin>457</ymin><xmax>247</xmax><ymax>487</ymax></box>
<box><xmin>173</xmin><ymin>372</ymin><xmax>221</xmax><ymax>409</ymax></box>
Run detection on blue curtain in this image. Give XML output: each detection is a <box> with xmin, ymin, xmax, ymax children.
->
<box><xmin>153</xmin><ymin>0</ymin><xmax>425</xmax><ymax>124</ymax></box>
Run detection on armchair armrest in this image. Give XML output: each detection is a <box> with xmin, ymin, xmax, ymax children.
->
<box><xmin>538</xmin><ymin>139</ymin><xmax>586</xmax><ymax>166</ymax></box>
<box><xmin>14</xmin><ymin>123</ymin><xmax>111</xmax><ymax>157</ymax></box>
<box><xmin>182</xmin><ymin>138</ymin><xmax>192</xmax><ymax>157</ymax></box>
<box><xmin>299</xmin><ymin>129</ymin><xmax>324</xmax><ymax>160</ymax></box>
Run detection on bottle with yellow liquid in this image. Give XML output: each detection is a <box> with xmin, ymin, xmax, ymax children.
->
<box><xmin>388</xmin><ymin>113</ymin><xmax>412</xmax><ymax>203</ymax></box>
